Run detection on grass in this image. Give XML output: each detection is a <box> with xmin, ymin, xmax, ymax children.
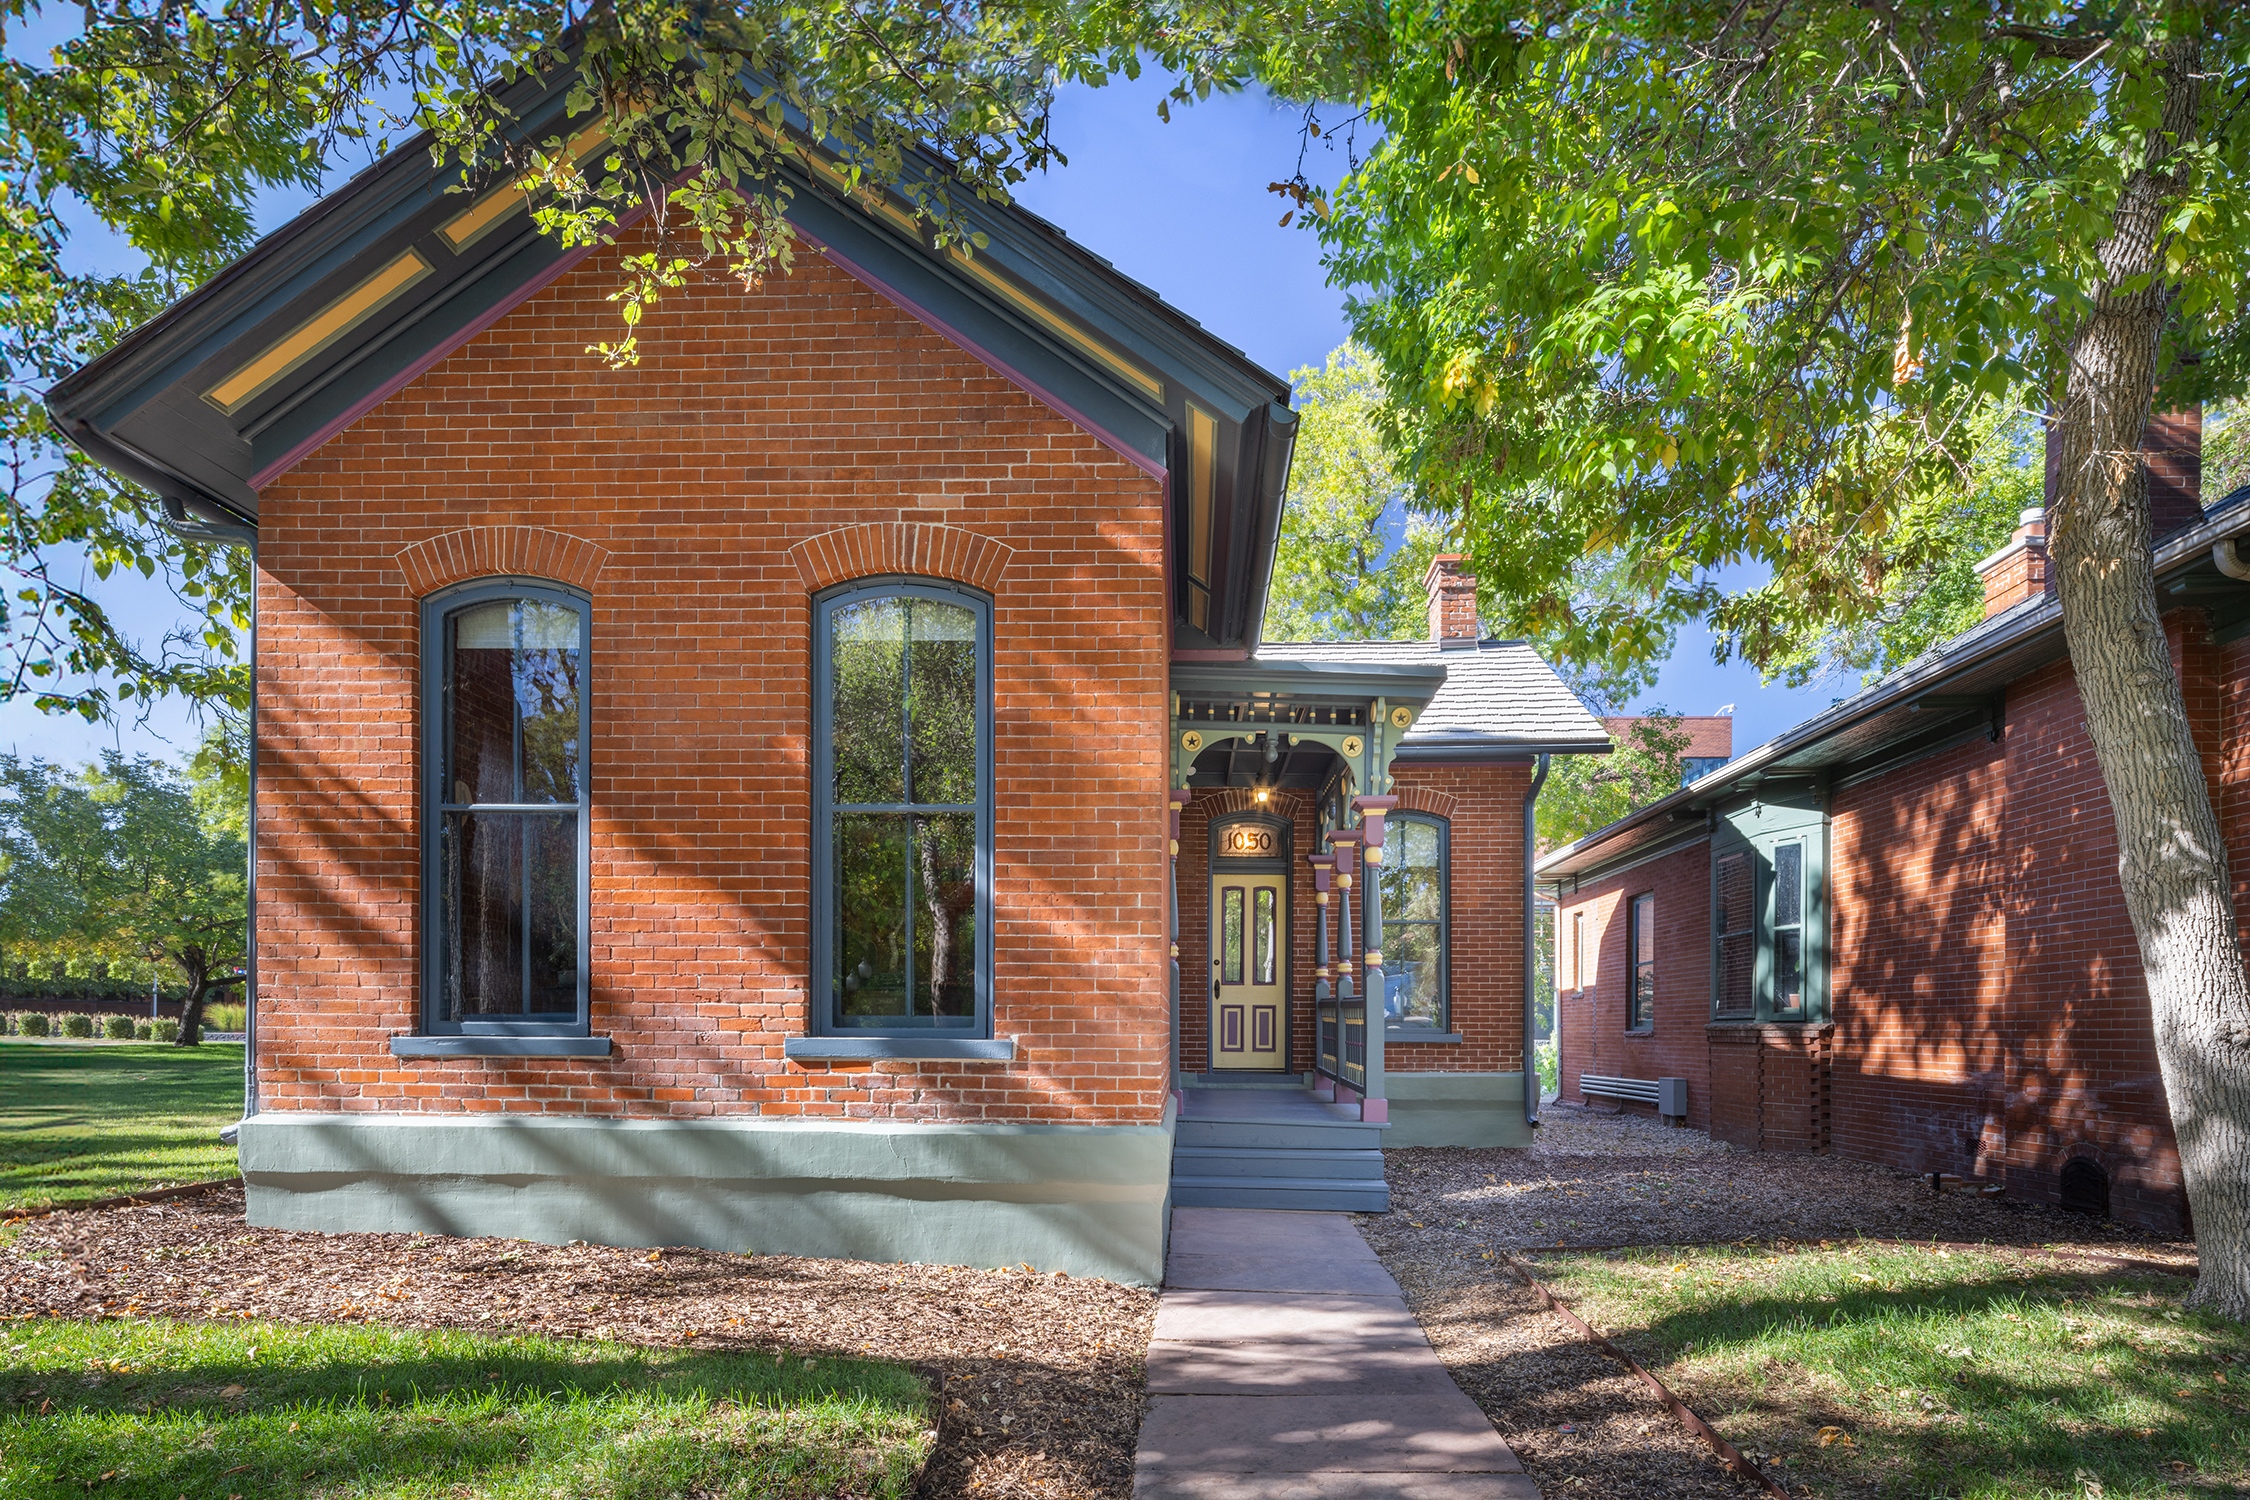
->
<box><xmin>1530</xmin><ymin>1241</ymin><xmax>2248</xmax><ymax>1498</ymax></box>
<box><xmin>0</xmin><ymin>1318</ymin><xmax>933</xmax><ymax>1499</ymax></box>
<box><xmin>0</xmin><ymin>1041</ymin><xmax>242</xmax><ymax>1209</ymax></box>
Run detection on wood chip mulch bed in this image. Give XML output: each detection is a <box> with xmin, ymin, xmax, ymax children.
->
<box><xmin>0</xmin><ymin>1186</ymin><xmax>1155</xmax><ymax>1500</ymax></box>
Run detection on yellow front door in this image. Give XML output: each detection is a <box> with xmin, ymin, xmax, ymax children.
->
<box><xmin>1211</xmin><ymin>872</ymin><xmax>1286</xmax><ymax>1070</ymax></box>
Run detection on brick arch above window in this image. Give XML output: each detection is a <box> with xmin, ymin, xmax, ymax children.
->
<box><xmin>788</xmin><ymin>523</ymin><xmax>1014</xmax><ymax>595</ymax></box>
<box><xmin>395</xmin><ymin>527</ymin><xmax>610</xmax><ymax>597</ymax></box>
<box><xmin>1390</xmin><ymin>785</ymin><xmax>1461</xmax><ymax>820</ymax></box>
<box><xmin>1200</xmin><ymin>788</ymin><xmax>1311</xmax><ymax>821</ymax></box>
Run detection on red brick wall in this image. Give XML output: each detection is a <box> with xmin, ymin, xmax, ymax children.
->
<box><xmin>1600</xmin><ymin>716</ymin><xmax>1732</xmax><ymax>761</ymax></box>
<box><xmin>254</xmin><ymin>226</ymin><xmax>1171</xmax><ymax>1126</ymax></box>
<box><xmin>1175</xmin><ymin>765</ymin><xmax>1529</xmax><ymax>1078</ymax></box>
<box><xmin>1555</xmin><ymin>612</ymin><xmax>2226</xmax><ymax>1232</ymax></box>
<box><xmin>1552</xmin><ymin>839</ymin><xmax>1714</xmax><ymax>1129</ymax></box>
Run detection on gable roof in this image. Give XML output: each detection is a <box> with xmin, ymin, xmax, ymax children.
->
<box><xmin>46</xmin><ymin>67</ymin><xmax>1295</xmax><ymax>649</ymax></box>
<box><xmin>1536</xmin><ymin>487</ymin><xmax>2250</xmax><ymax>885</ymax></box>
<box><xmin>1254</xmin><ymin>639</ymin><xmax>1611</xmax><ymax>759</ymax></box>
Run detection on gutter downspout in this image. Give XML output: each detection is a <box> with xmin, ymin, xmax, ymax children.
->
<box><xmin>162</xmin><ymin>501</ymin><xmax>259</xmax><ymax>1146</ymax></box>
<box><xmin>1523</xmin><ymin>752</ymin><xmax>1550</xmax><ymax>1130</ymax></box>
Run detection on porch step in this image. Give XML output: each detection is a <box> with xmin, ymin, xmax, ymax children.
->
<box><xmin>1174</xmin><ymin>1117</ymin><xmax>1387</xmax><ymax>1151</ymax></box>
<box><xmin>1171</xmin><ymin>1144</ymin><xmax>1388</xmax><ymax>1181</ymax></box>
<box><xmin>1170</xmin><ymin>1175</ymin><xmax>1392</xmax><ymax>1212</ymax></box>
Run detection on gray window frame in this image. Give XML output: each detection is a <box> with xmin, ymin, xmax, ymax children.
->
<box><xmin>1382</xmin><ymin>811</ymin><xmax>1451</xmax><ymax>1039</ymax></box>
<box><xmin>1626</xmin><ymin>891</ymin><xmax>1655</xmax><ymax>1032</ymax></box>
<box><xmin>808</xmin><ymin>577</ymin><xmax>995</xmax><ymax>1047</ymax></box>
<box><xmin>1708</xmin><ymin>789</ymin><xmax>1828</xmax><ymax>1024</ymax></box>
<box><xmin>416</xmin><ymin>577</ymin><xmax>594</xmax><ymax>1043</ymax></box>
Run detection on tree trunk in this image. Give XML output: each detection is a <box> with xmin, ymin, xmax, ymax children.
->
<box><xmin>172</xmin><ymin>946</ymin><xmax>211</xmax><ymax>1047</ymax></box>
<box><xmin>2049</xmin><ymin>26</ymin><xmax>2250</xmax><ymax>1319</ymax></box>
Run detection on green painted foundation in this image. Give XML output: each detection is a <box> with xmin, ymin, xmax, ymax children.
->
<box><xmin>1380</xmin><ymin>1072</ymin><xmax>1534</xmax><ymax>1148</ymax></box>
<box><xmin>238</xmin><ymin>1106</ymin><xmax>1177</xmax><ymax>1286</ymax></box>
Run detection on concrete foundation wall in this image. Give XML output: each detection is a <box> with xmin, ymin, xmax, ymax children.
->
<box><xmin>240</xmin><ymin>1107</ymin><xmax>1176</xmax><ymax>1285</ymax></box>
<box><xmin>1381</xmin><ymin>1071</ymin><xmax>1531</xmax><ymax>1148</ymax></box>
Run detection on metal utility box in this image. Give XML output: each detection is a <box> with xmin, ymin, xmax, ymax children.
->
<box><xmin>1657</xmin><ymin>1076</ymin><xmax>1689</xmax><ymax>1119</ymax></box>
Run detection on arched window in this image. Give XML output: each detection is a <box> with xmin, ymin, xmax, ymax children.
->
<box><xmin>419</xmin><ymin>580</ymin><xmax>591</xmax><ymax>1038</ymax></box>
<box><xmin>812</xmin><ymin>580</ymin><xmax>992</xmax><ymax>1039</ymax></box>
<box><xmin>1384</xmin><ymin>813</ymin><xmax>1449</xmax><ymax>1035</ymax></box>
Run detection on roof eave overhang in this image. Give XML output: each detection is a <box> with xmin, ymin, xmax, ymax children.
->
<box><xmin>1536</xmin><ymin>497</ymin><xmax>2250</xmax><ymax>883</ymax></box>
<box><xmin>1393</xmin><ymin>733</ymin><xmax>1613</xmax><ymax>763</ymax></box>
<box><xmin>1173</xmin><ymin>658</ymin><xmax>1449</xmax><ymax>705</ymax></box>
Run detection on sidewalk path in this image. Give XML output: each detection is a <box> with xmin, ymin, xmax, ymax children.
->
<box><xmin>1135</xmin><ymin>1206</ymin><xmax>1541</xmax><ymax>1499</ymax></box>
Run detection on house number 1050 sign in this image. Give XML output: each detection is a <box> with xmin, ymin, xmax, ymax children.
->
<box><xmin>1220</xmin><ymin>827</ymin><xmax>1275</xmax><ymax>857</ymax></box>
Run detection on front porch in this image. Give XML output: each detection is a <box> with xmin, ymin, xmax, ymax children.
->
<box><xmin>1169</xmin><ymin>1081</ymin><xmax>1390</xmax><ymax>1213</ymax></box>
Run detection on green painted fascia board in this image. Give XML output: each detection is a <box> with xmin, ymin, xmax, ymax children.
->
<box><xmin>1172</xmin><ymin>660</ymin><xmax>1448</xmax><ymax>702</ymax></box>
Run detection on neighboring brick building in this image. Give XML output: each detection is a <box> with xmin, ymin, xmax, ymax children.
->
<box><xmin>1542</xmin><ymin>434</ymin><xmax>2245</xmax><ymax>1234</ymax></box>
<box><xmin>50</xmin><ymin>73</ymin><xmax>1603</xmax><ymax>1279</ymax></box>
<box><xmin>1599</xmin><ymin>714</ymin><xmax>1734</xmax><ymax>783</ymax></box>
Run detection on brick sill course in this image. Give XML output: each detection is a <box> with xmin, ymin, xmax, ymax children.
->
<box><xmin>782</xmin><ymin>1036</ymin><xmax>1018</xmax><ymax>1061</ymax></box>
<box><xmin>389</xmin><ymin>1035</ymin><xmax>613</xmax><ymax>1058</ymax></box>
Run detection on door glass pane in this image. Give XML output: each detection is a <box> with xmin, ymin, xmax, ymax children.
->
<box><xmin>906</xmin><ymin>600</ymin><xmax>978</xmax><ymax>806</ymax></box>
<box><xmin>834</xmin><ymin>813</ymin><xmax>909</xmax><ymax>1024</ymax></box>
<box><xmin>910</xmin><ymin>812</ymin><xmax>977</xmax><ymax>1023</ymax></box>
<box><xmin>1253</xmin><ymin>886</ymin><xmax>1276</xmax><ymax>984</ymax></box>
<box><xmin>1772</xmin><ymin>841</ymin><xmax>1804</xmax><ymax>1012</ymax></box>
<box><xmin>1222</xmin><ymin>887</ymin><xmax>1244</xmax><ymax>984</ymax></box>
<box><xmin>1715</xmin><ymin>851</ymin><xmax>1754</xmax><ymax>1016</ymax></box>
<box><xmin>831</xmin><ymin>597</ymin><xmax>907</xmax><ymax>806</ymax></box>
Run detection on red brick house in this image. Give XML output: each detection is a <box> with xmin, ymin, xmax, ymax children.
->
<box><xmin>1541</xmin><ymin>416</ymin><xmax>2230</xmax><ymax>1234</ymax></box>
<box><xmin>1599</xmin><ymin>714</ymin><xmax>1734</xmax><ymax>784</ymax></box>
<box><xmin>48</xmin><ymin>78</ymin><xmax>1603</xmax><ymax>1282</ymax></box>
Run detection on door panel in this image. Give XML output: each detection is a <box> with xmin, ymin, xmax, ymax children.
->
<box><xmin>1212</xmin><ymin>873</ymin><xmax>1286</xmax><ymax>1069</ymax></box>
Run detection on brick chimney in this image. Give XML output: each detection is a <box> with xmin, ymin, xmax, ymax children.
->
<box><xmin>2044</xmin><ymin>406</ymin><xmax>2204</xmax><ymax>540</ymax></box>
<box><xmin>1422</xmin><ymin>554</ymin><xmax>1479</xmax><ymax>648</ymax></box>
<box><xmin>1974</xmin><ymin>508</ymin><xmax>2051</xmax><ymax>617</ymax></box>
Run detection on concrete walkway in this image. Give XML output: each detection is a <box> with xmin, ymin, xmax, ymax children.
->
<box><xmin>1135</xmin><ymin>1206</ymin><xmax>1540</xmax><ymax>1499</ymax></box>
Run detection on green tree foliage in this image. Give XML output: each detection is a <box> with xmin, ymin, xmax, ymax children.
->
<box><xmin>1760</xmin><ymin>403</ymin><xmax>2047</xmax><ymax>689</ymax></box>
<box><xmin>0</xmin><ymin>752</ymin><xmax>245</xmax><ymax>1043</ymax></box>
<box><xmin>1264</xmin><ymin>344</ymin><xmax>1440</xmax><ymax>643</ymax></box>
<box><xmin>1227</xmin><ymin>0</ymin><xmax>2250</xmax><ymax>1317</ymax></box>
<box><xmin>1535</xmin><ymin>713</ymin><xmax>1690</xmax><ymax>853</ymax></box>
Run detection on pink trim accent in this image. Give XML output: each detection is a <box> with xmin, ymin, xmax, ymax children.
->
<box><xmin>1360</xmin><ymin>1098</ymin><xmax>1388</xmax><ymax>1124</ymax></box>
<box><xmin>811</xmin><ymin>238</ymin><xmax>1166</xmax><ymax>480</ymax></box>
<box><xmin>250</xmin><ymin>208</ymin><xmax>652</xmax><ymax>492</ymax></box>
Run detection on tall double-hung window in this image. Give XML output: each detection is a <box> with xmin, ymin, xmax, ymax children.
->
<box><xmin>1383</xmin><ymin>813</ymin><xmax>1449</xmax><ymax>1034</ymax></box>
<box><xmin>1709</xmin><ymin>790</ymin><xmax>1825</xmax><ymax>1023</ymax></box>
<box><xmin>813</xmin><ymin>581</ymin><xmax>992</xmax><ymax>1039</ymax></box>
<box><xmin>420</xmin><ymin>582</ymin><xmax>592</xmax><ymax>1040</ymax></box>
<box><xmin>1627</xmin><ymin>893</ymin><xmax>1655</xmax><ymax>1031</ymax></box>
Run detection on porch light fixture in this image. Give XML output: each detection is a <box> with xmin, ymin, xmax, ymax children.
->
<box><xmin>1253</xmin><ymin>783</ymin><xmax>1271</xmax><ymax>805</ymax></box>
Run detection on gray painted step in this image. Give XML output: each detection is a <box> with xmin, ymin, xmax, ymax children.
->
<box><xmin>1170</xmin><ymin>1176</ymin><xmax>1392</xmax><ymax>1212</ymax></box>
<box><xmin>1171</xmin><ymin>1145</ymin><xmax>1387</xmax><ymax>1181</ymax></box>
<box><xmin>1175</xmin><ymin>1119</ymin><xmax>1387</xmax><ymax>1151</ymax></box>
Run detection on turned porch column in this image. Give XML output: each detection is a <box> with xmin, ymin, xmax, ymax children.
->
<box><xmin>1168</xmin><ymin>788</ymin><xmax>1191</xmax><ymax>1099</ymax></box>
<box><xmin>1354</xmin><ymin>795</ymin><xmax>1399</xmax><ymax>1124</ymax></box>
<box><xmin>1308</xmin><ymin>851</ymin><xmax>1335</xmax><ymax>1099</ymax></box>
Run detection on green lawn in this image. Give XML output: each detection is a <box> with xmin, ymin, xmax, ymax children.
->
<box><xmin>1531</xmin><ymin>1241</ymin><xmax>2247</xmax><ymax>1499</ymax></box>
<box><xmin>0</xmin><ymin>1319</ymin><xmax>933</xmax><ymax>1499</ymax></box>
<box><xmin>0</xmin><ymin>1041</ymin><xmax>242</xmax><ymax>1209</ymax></box>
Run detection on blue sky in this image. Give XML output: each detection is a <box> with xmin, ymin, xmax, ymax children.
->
<box><xmin>10</xmin><ymin>70</ymin><xmax>1836</xmax><ymax>767</ymax></box>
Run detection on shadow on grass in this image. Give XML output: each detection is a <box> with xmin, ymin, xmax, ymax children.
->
<box><xmin>3</xmin><ymin>1319</ymin><xmax>932</xmax><ymax>1500</ymax></box>
<box><xmin>1544</xmin><ymin>1252</ymin><xmax>2247</xmax><ymax>1494</ymax></box>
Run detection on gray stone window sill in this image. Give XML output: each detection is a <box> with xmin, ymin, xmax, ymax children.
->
<box><xmin>784</xmin><ymin>1036</ymin><xmax>1017</xmax><ymax>1061</ymax></box>
<box><xmin>1385</xmin><ymin>1029</ymin><xmax>1463</xmax><ymax>1044</ymax></box>
<box><xmin>389</xmin><ymin>1035</ymin><xmax>613</xmax><ymax>1058</ymax></box>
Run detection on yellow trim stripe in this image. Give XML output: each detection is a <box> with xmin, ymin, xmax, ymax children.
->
<box><xmin>949</xmin><ymin>246</ymin><xmax>1164</xmax><ymax>401</ymax></box>
<box><xmin>438</xmin><ymin>120</ymin><xmax>615</xmax><ymax>251</ymax></box>
<box><xmin>204</xmin><ymin>250</ymin><xmax>434</xmax><ymax>415</ymax></box>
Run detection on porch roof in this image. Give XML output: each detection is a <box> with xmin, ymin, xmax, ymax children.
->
<box><xmin>1249</xmin><ymin>640</ymin><xmax>1611</xmax><ymax>761</ymax></box>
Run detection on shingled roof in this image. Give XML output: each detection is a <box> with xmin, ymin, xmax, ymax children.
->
<box><xmin>1254</xmin><ymin>639</ymin><xmax>1610</xmax><ymax>759</ymax></box>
